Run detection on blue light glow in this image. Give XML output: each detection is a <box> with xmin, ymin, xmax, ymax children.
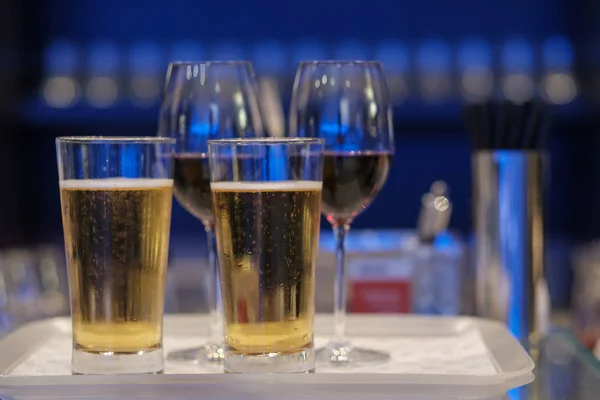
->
<box><xmin>44</xmin><ymin>39</ymin><xmax>79</xmax><ymax>75</ymax></box>
<box><xmin>542</xmin><ymin>35</ymin><xmax>574</xmax><ymax>70</ymax></box>
<box><xmin>457</xmin><ymin>37</ymin><xmax>492</xmax><ymax>69</ymax></box>
<box><xmin>501</xmin><ymin>38</ymin><xmax>534</xmax><ymax>72</ymax></box>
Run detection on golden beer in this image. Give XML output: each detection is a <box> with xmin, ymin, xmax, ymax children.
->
<box><xmin>212</xmin><ymin>181</ymin><xmax>321</xmax><ymax>359</ymax></box>
<box><xmin>60</xmin><ymin>178</ymin><xmax>173</xmax><ymax>355</ymax></box>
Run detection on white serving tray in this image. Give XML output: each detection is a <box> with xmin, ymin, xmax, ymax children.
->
<box><xmin>0</xmin><ymin>314</ymin><xmax>534</xmax><ymax>399</ymax></box>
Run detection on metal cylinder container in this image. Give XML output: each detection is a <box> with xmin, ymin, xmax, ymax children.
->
<box><xmin>473</xmin><ymin>151</ymin><xmax>550</xmax><ymax>352</ymax></box>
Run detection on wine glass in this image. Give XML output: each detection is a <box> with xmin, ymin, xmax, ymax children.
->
<box><xmin>158</xmin><ymin>61</ymin><xmax>263</xmax><ymax>364</ymax></box>
<box><xmin>290</xmin><ymin>61</ymin><xmax>394</xmax><ymax>366</ymax></box>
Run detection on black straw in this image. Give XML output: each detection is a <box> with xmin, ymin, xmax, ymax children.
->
<box><xmin>463</xmin><ymin>100</ymin><xmax>551</xmax><ymax>151</ymax></box>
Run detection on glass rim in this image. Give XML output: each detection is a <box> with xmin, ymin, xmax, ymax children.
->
<box><xmin>56</xmin><ymin>136</ymin><xmax>176</xmax><ymax>145</ymax></box>
<box><xmin>297</xmin><ymin>60</ymin><xmax>382</xmax><ymax>67</ymax></box>
<box><xmin>207</xmin><ymin>137</ymin><xmax>324</xmax><ymax>147</ymax></box>
<box><xmin>168</xmin><ymin>60</ymin><xmax>253</xmax><ymax>68</ymax></box>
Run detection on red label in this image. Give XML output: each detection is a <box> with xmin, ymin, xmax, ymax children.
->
<box><xmin>350</xmin><ymin>280</ymin><xmax>411</xmax><ymax>313</ymax></box>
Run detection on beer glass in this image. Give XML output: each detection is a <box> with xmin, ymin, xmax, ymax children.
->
<box><xmin>158</xmin><ymin>61</ymin><xmax>263</xmax><ymax>364</ymax></box>
<box><xmin>290</xmin><ymin>61</ymin><xmax>394</xmax><ymax>366</ymax></box>
<box><xmin>208</xmin><ymin>138</ymin><xmax>323</xmax><ymax>373</ymax></box>
<box><xmin>56</xmin><ymin>137</ymin><xmax>175</xmax><ymax>375</ymax></box>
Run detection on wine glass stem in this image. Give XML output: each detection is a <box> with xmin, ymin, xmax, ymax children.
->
<box><xmin>205</xmin><ymin>224</ymin><xmax>223</xmax><ymax>345</ymax></box>
<box><xmin>333</xmin><ymin>223</ymin><xmax>350</xmax><ymax>343</ymax></box>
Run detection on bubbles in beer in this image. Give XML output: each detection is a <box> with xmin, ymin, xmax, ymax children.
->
<box><xmin>212</xmin><ymin>180</ymin><xmax>321</xmax><ymax>355</ymax></box>
<box><xmin>60</xmin><ymin>178</ymin><xmax>173</xmax><ymax>353</ymax></box>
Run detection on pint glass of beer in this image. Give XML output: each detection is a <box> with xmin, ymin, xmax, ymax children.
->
<box><xmin>56</xmin><ymin>137</ymin><xmax>175</xmax><ymax>375</ymax></box>
<box><xmin>208</xmin><ymin>138</ymin><xmax>323</xmax><ymax>373</ymax></box>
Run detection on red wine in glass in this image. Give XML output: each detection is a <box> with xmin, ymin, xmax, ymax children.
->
<box><xmin>173</xmin><ymin>153</ymin><xmax>213</xmax><ymax>224</ymax></box>
<box><xmin>322</xmin><ymin>151</ymin><xmax>392</xmax><ymax>225</ymax></box>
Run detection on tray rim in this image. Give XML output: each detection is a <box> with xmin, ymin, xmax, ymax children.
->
<box><xmin>0</xmin><ymin>314</ymin><xmax>534</xmax><ymax>396</ymax></box>
<box><xmin>0</xmin><ymin>373</ymin><xmax>535</xmax><ymax>398</ymax></box>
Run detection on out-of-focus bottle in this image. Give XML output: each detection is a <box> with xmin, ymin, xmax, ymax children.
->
<box><xmin>2</xmin><ymin>250</ymin><xmax>41</xmax><ymax>325</ymax></box>
<box><xmin>500</xmin><ymin>38</ymin><xmax>535</xmax><ymax>103</ymax></box>
<box><xmin>375</xmin><ymin>40</ymin><xmax>410</xmax><ymax>105</ymax></box>
<box><xmin>0</xmin><ymin>256</ymin><xmax>12</xmax><ymax>336</ymax></box>
<box><xmin>541</xmin><ymin>36</ymin><xmax>577</xmax><ymax>105</ymax></box>
<box><xmin>41</xmin><ymin>39</ymin><xmax>81</xmax><ymax>108</ymax></box>
<box><xmin>128</xmin><ymin>41</ymin><xmax>163</xmax><ymax>107</ymax></box>
<box><xmin>433</xmin><ymin>232</ymin><xmax>464</xmax><ymax>315</ymax></box>
<box><xmin>84</xmin><ymin>41</ymin><xmax>121</xmax><ymax>108</ymax></box>
<box><xmin>411</xmin><ymin>182</ymin><xmax>456</xmax><ymax>315</ymax></box>
<box><xmin>416</xmin><ymin>39</ymin><xmax>452</xmax><ymax>103</ymax></box>
<box><xmin>35</xmin><ymin>246</ymin><xmax>69</xmax><ymax>318</ymax></box>
<box><xmin>458</xmin><ymin>38</ymin><xmax>494</xmax><ymax>103</ymax></box>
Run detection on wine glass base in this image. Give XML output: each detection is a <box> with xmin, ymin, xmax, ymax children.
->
<box><xmin>167</xmin><ymin>343</ymin><xmax>224</xmax><ymax>365</ymax></box>
<box><xmin>316</xmin><ymin>341</ymin><xmax>390</xmax><ymax>366</ymax></box>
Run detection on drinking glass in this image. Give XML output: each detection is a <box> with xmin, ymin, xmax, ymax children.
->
<box><xmin>208</xmin><ymin>138</ymin><xmax>324</xmax><ymax>373</ymax></box>
<box><xmin>158</xmin><ymin>61</ymin><xmax>263</xmax><ymax>364</ymax></box>
<box><xmin>56</xmin><ymin>136</ymin><xmax>175</xmax><ymax>375</ymax></box>
<box><xmin>290</xmin><ymin>61</ymin><xmax>395</xmax><ymax>366</ymax></box>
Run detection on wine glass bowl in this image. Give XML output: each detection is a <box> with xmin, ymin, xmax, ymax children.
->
<box><xmin>161</xmin><ymin>61</ymin><xmax>263</xmax><ymax>223</ymax></box>
<box><xmin>290</xmin><ymin>61</ymin><xmax>394</xmax><ymax>366</ymax></box>
<box><xmin>321</xmin><ymin>151</ymin><xmax>392</xmax><ymax>225</ymax></box>
<box><xmin>158</xmin><ymin>61</ymin><xmax>263</xmax><ymax>364</ymax></box>
<box><xmin>290</xmin><ymin>61</ymin><xmax>393</xmax><ymax>226</ymax></box>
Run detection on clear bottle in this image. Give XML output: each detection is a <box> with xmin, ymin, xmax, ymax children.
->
<box><xmin>411</xmin><ymin>182</ymin><xmax>454</xmax><ymax>315</ymax></box>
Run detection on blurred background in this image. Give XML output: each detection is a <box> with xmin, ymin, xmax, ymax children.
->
<box><xmin>1</xmin><ymin>0</ymin><xmax>600</xmax><ymax>343</ymax></box>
